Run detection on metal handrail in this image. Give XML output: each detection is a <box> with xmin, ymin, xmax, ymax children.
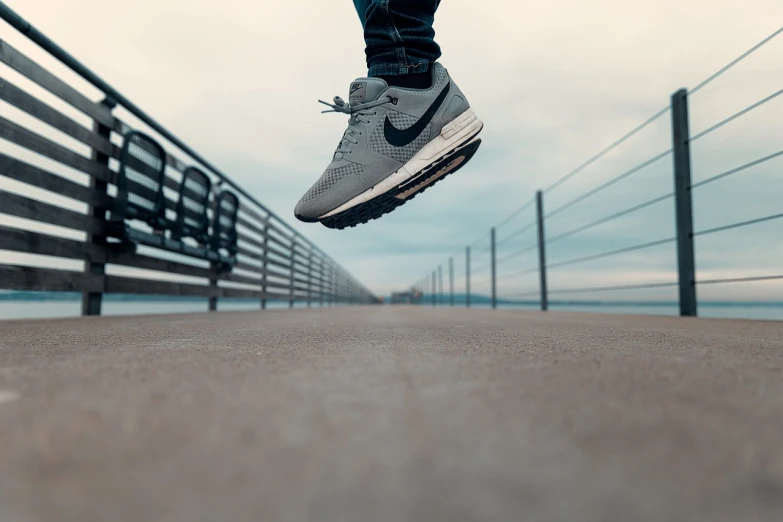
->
<box><xmin>0</xmin><ymin>1</ymin><xmax>358</xmax><ymax>285</ymax></box>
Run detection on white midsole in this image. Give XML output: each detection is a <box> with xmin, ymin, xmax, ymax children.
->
<box><xmin>320</xmin><ymin>109</ymin><xmax>483</xmax><ymax>219</ymax></box>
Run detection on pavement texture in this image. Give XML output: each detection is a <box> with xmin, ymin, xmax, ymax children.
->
<box><xmin>0</xmin><ymin>306</ymin><xmax>782</xmax><ymax>522</ymax></box>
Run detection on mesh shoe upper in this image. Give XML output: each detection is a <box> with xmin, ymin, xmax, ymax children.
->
<box><xmin>300</xmin><ymin>163</ymin><xmax>366</xmax><ymax>203</ymax></box>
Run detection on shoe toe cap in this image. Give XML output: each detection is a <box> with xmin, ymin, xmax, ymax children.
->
<box><xmin>294</xmin><ymin>169</ymin><xmax>367</xmax><ymax>223</ymax></box>
<box><xmin>294</xmin><ymin>198</ymin><xmax>323</xmax><ymax>223</ymax></box>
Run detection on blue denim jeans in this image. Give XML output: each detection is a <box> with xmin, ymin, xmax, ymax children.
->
<box><xmin>353</xmin><ymin>0</ymin><xmax>442</xmax><ymax>77</ymax></box>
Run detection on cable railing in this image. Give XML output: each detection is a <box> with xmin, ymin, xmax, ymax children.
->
<box><xmin>541</xmin><ymin>106</ymin><xmax>672</xmax><ymax>195</ymax></box>
<box><xmin>544</xmin><ymin>149</ymin><xmax>674</xmax><ymax>219</ymax></box>
<box><xmin>407</xmin><ymin>24</ymin><xmax>783</xmax><ymax>316</ymax></box>
<box><xmin>689</xmin><ymin>150</ymin><xmax>783</xmax><ymax>190</ymax></box>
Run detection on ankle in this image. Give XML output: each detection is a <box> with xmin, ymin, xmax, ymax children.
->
<box><xmin>376</xmin><ymin>72</ymin><xmax>432</xmax><ymax>90</ymax></box>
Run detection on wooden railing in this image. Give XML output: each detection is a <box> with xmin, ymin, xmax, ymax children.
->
<box><xmin>0</xmin><ymin>3</ymin><xmax>377</xmax><ymax>315</ymax></box>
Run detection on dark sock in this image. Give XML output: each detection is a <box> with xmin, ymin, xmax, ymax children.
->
<box><xmin>377</xmin><ymin>72</ymin><xmax>432</xmax><ymax>89</ymax></box>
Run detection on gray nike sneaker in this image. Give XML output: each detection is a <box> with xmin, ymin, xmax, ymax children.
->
<box><xmin>294</xmin><ymin>63</ymin><xmax>483</xmax><ymax>229</ymax></box>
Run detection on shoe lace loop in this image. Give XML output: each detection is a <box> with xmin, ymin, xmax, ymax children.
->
<box><xmin>318</xmin><ymin>95</ymin><xmax>391</xmax><ymax>157</ymax></box>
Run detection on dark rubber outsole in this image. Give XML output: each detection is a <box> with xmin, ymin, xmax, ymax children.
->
<box><xmin>313</xmin><ymin>135</ymin><xmax>483</xmax><ymax>230</ymax></box>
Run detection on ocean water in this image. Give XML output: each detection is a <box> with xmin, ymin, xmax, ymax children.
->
<box><xmin>416</xmin><ymin>301</ymin><xmax>783</xmax><ymax>321</ymax></box>
<box><xmin>512</xmin><ymin>303</ymin><xmax>783</xmax><ymax>321</ymax></box>
<box><xmin>1</xmin><ymin>300</ymin><xmax>782</xmax><ymax>321</ymax></box>
<box><xmin>0</xmin><ymin>300</ymin><xmax>303</xmax><ymax>321</ymax></box>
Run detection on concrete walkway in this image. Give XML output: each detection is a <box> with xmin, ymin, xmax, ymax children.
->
<box><xmin>0</xmin><ymin>307</ymin><xmax>782</xmax><ymax>522</ymax></box>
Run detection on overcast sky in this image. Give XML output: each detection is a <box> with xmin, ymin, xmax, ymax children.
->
<box><xmin>1</xmin><ymin>0</ymin><xmax>781</xmax><ymax>300</ymax></box>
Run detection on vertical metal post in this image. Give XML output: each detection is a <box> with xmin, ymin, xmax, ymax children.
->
<box><xmin>327</xmin><ymin>266</ymin><xmax>332</xmax><ymax>306</ymax></box>
<box><xmin>536</xmin><ymin>190</ymin><xmax>549</xmax><ymax>311</ymax></box>
<box><xmin>466</xmin><ymin>246</ymin><xmax>471</xmax><ymax>308</ymax></box>
<box><xmin>208</xmin><ymin>262</ymin><xmax>218</xmax><ymax>311</ymax></box>
<box><xmin>327</xmin><ymin>265</ymin><xmax>332</xmax><ymax>306</ymax></box>
<box><xmin>289</xmin><ymin>239</ymin><xmax>296</xmax><ymax>309</ymax></box>
<box><xmin>431</xmin><ymin>271</ymin><xmax>436</xmax><ymax>307</ymax></box>
<box><xmin>307</xmin><ymin>249</ymin><xmax>313</xmax><ymax>308</ymax></box>
<box><xmin>329</xmin><ymin>264</ymin><xmax>333</xmax><ymax>305</ymax></box>
<box><xmin>81</xmin><ymin>97</ymin><xmax>114</xmax><ymax>316</ymax></box>
<box><xmin>334</xmin><ymin>267</ymin><xmax>338</xmax><ymax>306</ymax></box>
<box><xmin>323</xmin><ymin>265</ymin><xmax>328</xmax><ymax>306</ymax></box>
<box><xmin>671</xmin><ymin>88</ymin><xmax>698</xmax><ymax>317</ymax></box>
<box><xmin>261</xmin><ymin>226</ymin><xmax>268</xmax><ymax>310</ymax></box>
<box><xmin>319</xmin><ymin>259</ymin><xmax>324</xmax><ymax>307</ymax></box>
<box><xmin>437</xmin><ymin>265</ymin><xmax>443</xmax><ymax>307</ymax></box>
<box><xmin>490</xmin><ymin>227</ymin><xmax>497</xmax><ymax>309</ymax></box>
<box><xmin>334</xmin><ymin>269</ymin><xmax>340</xmax><ymax>306</ymax></box>
<box><xmin>449</xmin><ymin>257</ymin><xmax>454</xmax><ymax>306</ymax></box>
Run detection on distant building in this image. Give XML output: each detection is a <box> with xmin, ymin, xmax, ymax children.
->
<box><xmin>390</xmin><ymin>288</ymin><xmax>423</xmax><ymax>305</ymax></box>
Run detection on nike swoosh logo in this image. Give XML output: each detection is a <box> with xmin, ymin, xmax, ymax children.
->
<box><xmin>383</xmin><ymin>81</ymin><xmax>451</xmax><ymax>148</ymax></box>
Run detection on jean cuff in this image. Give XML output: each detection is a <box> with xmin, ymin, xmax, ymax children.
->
<box><xmin>368</xmin><ymin>60</ymin><xmax>431</xmax><ymax>77</ymax></box>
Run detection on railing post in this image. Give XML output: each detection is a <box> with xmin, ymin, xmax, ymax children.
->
<box><xmin>208</xmin><ymin>261</ymin><xmax>218</xmax><ymax>311</ymax></box>
<box><xmin>261</xmin><ymin>225</ymin><xmax>268</xmax><ymax>310</ymax></box>
<box><xmin>466</xmin><ymin>246</ymin><xmax>471</xmax><ymax>308</ymax></box>
<box><xmin>307</xmin><ymin>249</ymin><xmax>313</xmax><ymax>308</ymax></box>
<box><xmin>431</xmin><ymin>270</ymin><xmax>436</xmax><ymax>307</ymax></box>
<box><xmin>289</xmin><ymin>238</ymin><xmax>296</xmax><ymax>309</ymax></box>
<box><xmin>331</xmin><ymin>266</ymin><xmax>336</xmax><ymax>306</ymax></box>
<box><xmin>490</xmin><ymin>227</ymin><xmax>497</xmax><ymax>309</ymax></box>
<box><xmin>334</xmin><ymin>268</ymin><xmax>339</xmax><ymax>306</ymax></box>
<box><xmin>449</xmin><ymin>257</ymin><xmax>454</xmax><ymax>306</ymax></box>
<box><xmin>671</xmin><ymin>88</ymin><xmax>698</xmax><ymax>317</ymax></box>
<box><xmin>536</xmin><ymin>190</ymin><xmax>549</xmax><ymax>311</ymax></box>
<box><xmin>81</xmin><ymin>97</ymin><xmax>114</xmax><ymax>316</ymax></box>
<box><xmin>331</xmin><ymin>267</ymin><xmax>336</xmax><ymax>306</ymax></box>
<box><xmin>324</xmin><ymin>265</ymin><xmax>330</xmax><ymax>306</ymax></box>
<box><xmin>437</xmin><ymin>265</ymin><xmax>443</xmax><ymax>307</ymax></box>
<box><xmin>320</xmin><ymin>260</ymin><xmax>325</xmax><ymax>305</ymax></box>
<box><xmin>319</xmin><ymin>259</ymin><xmax>324</xmax><ymax>307</ymax></box>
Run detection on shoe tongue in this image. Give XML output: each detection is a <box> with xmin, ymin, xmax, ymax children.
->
<box><xmin>348</xmin><ymin>78</ymin><xmax>388</xmax><ymax>105</ymax></box>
